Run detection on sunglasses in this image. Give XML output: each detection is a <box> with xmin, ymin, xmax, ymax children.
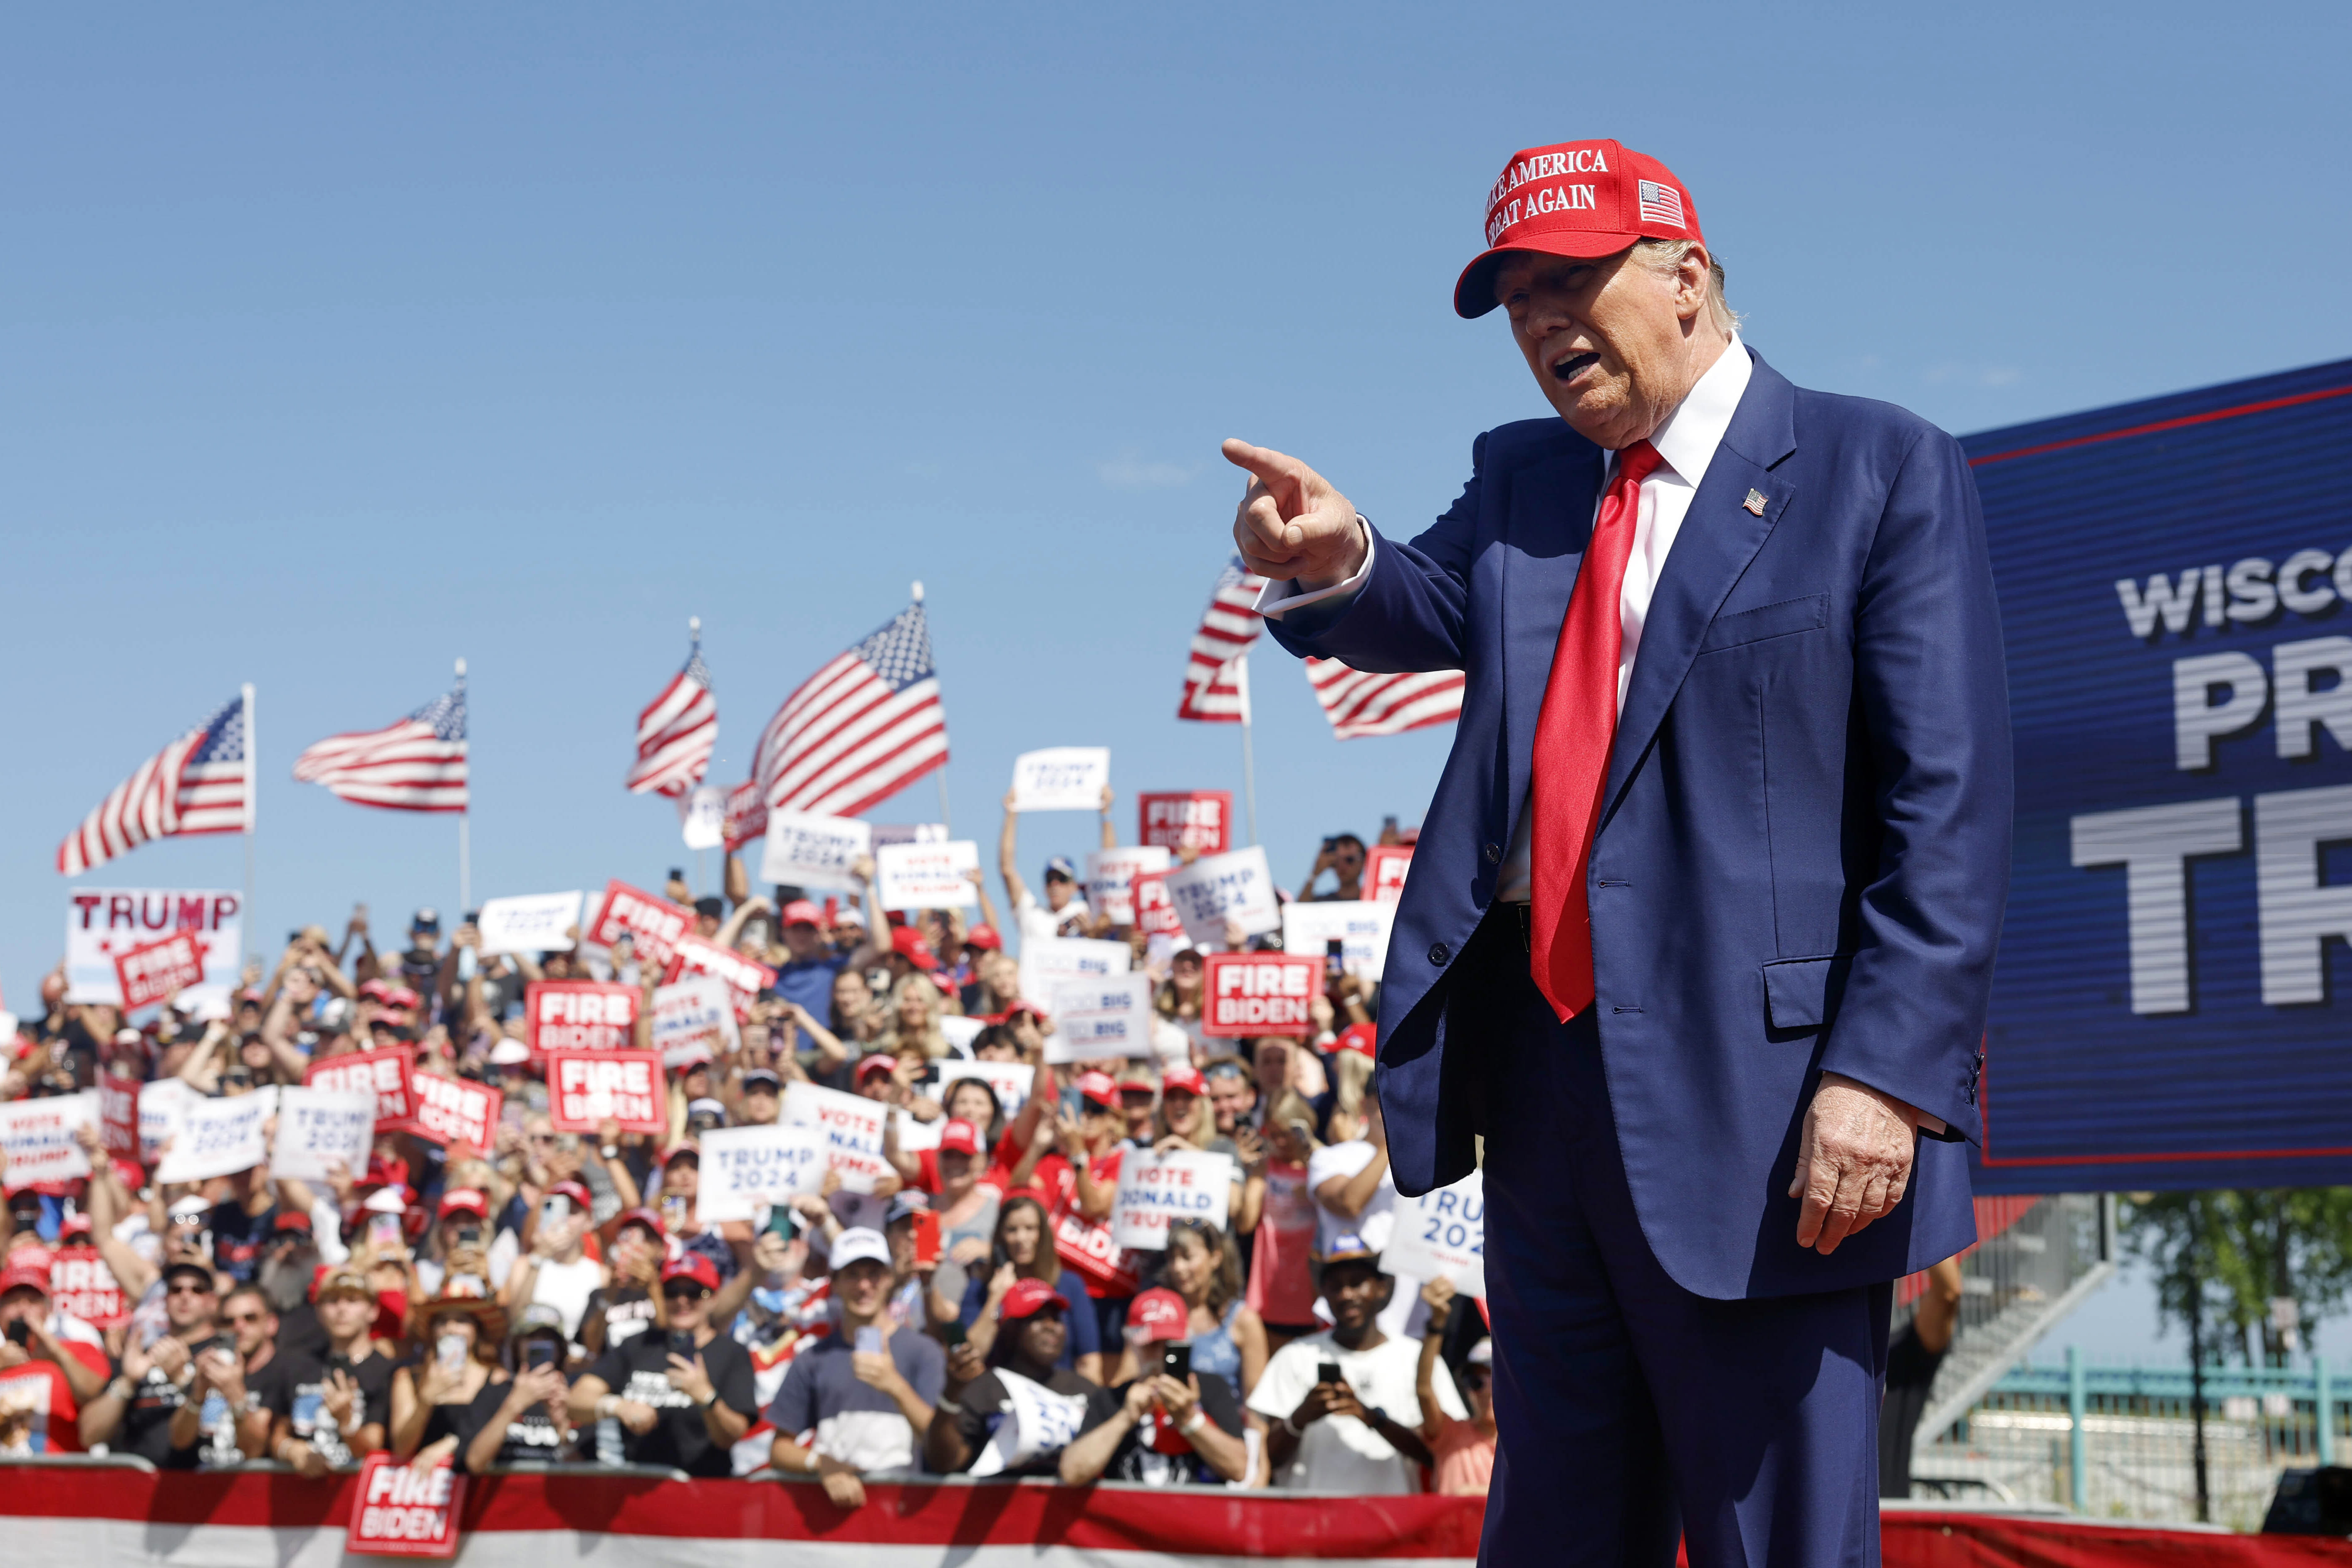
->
<box><xmin>225</xmin><ymin>1310</ymin><xmax>269</xmax><ymax>1326</ymax></box>
<box><xmin>166</xmin><ymin>1281</ymin><xmax>216</xmax><ymax>1297</ymax></box>
<box><xmin>661</xmin><ymin>1285</ymin><xmax>712</xmax><ymax>1303</ymax></box>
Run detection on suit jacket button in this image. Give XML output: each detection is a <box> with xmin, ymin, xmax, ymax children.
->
<box><xmin>1428</xmin><ymin>942</ymin><xmax>1450</xmax><ymax>966</ymax></box>
<box><xmin>1483</xmin><ymin>843</ymin><xmax>1501</xmax><ymax>863</ymax></box>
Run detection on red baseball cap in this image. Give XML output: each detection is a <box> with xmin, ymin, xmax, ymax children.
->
<box><xmin>0</xmin><ymin>1260</ymin><xmax>50</xmax><ymax>1298</ymax></box>
<box><xmin>963</xmin><ymin>925</ymin><xmax>1002</xmax><ymax>952</ymax></box>
<box><xmin>889</xmin><ymin>926</ymin><xmax>939</xmax><ymax>969</ymax></box>
<box><xmin>855</xmin><ymin>1054</ymin><xmax>899</xmax><ymax>1083</ymax></box>
<box><xmin>1455</xmin><ymin>139</ymin><xmax>1704</xmax><ymax>319</ymax></box>
<box><xmin>1127</xmin><ymin>1286</ymin><xmax>1189</xmax><ymax>1344</ymax></box>
<box><xmin>1001</xmin><ymin>1276</ymin><xmax>1069</xmax><ymax>1321</ymax></box>
<box><xmin>437</xmin><ymin>1188</ymin><xmax>488</xmax><ymax>1220</ymax></box>
<box><xmin>272</xmin><ymin>1209</ymin><xmax>313</xmax><ymax>1233</ymax></box>
<box><xmin>546</xmin><ymin>1180</ymin><xmax>593</xmax><ymax>1212</ymax></box>
<box><xmin>660</xmin><ymin>1253</ymin><xmax>721</xmax><ymax>1293</ymax></box>
<box><xmin>1075</xmin><ymin>1071</ymin><xmax>1121</xmax><ymax>1110</ymax></box>
<box><xmin>780</xmin><ymin>900</ymin><xmax>824</xmax><ymax>928</ymax></box>
<box><xmin>1335</xmin><ymin>1022</ymin><xmax>1378</xmax><ymax>1060</ymax></box>
<box><xmin>1161</xmin><ymin>1064</ymin><xmax>1207</xmax><ymax>1098</ymax></box>
<box><xmin>939</xmin><ymin>1118</ymin><xmax>983</xmax><ymax>1155</ymax></box>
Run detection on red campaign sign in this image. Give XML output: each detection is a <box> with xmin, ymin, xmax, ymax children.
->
<box><xmin>544</xmin><ymin>1049</ymin><xmax>667</xmax><ymax>1135</ymax></box>
<box><xmin>305</xmin><ymin>1048</ymin><xmax>417</xmax><ymax>1135</ymax></box>
<box><xmin>584</xmin><ymin>880</ymin><xmax>694</xmax><ymax>970</ymax></box>
<box><xmin>1130</xmin><ymin>871</ymin><xmax>1183</xmax><ymax>938</ymax></box>
<box><xmin>1202</xmin><ymin>953</ymin><xmax>1319</xmax><ymax>1038</ymax></box>
<box><xmin>722</xmin><ymin>780</ymin><xmax>768</xmax><ymax>853</ymax></box>
<box><xmin>347</xmin><ymin>1452</ymin><xmax>467</xmax><ymax>1559</ymax></box>
<box><xmin>112</xmin><ymin>932</ymin><xmax>206</xmax><ymax>1012</ymax></box>
<box><xmin>408</xmin><ymin>1072</ymin><xmax>501</xmax><ymax>1152</ymax></box>
<box><xmin>1365</xmin><ymin>845</ymin><xmax>1413</xmax><ymax>903</ymax></box>
<box><xmin>99</xmin><ymin>1073</ymin><xmax>140</xmax><ymax>1160</ymax></box>
<box><xmin>524</xmin><ymin>981</ymin><xmax>639</xmax><ymax>1054</ymax></box>
<box><xmin>664</xmin><ymin>933</ymin><xmax>776</xmax><ymax>1020</ymax></box>
<box><xmin>1138</xmin><ymin>791</ymin><xmax>1232</xmax><ymax>856</ymax></box>
<box><xmin>47</xmin><ymin>1245</ymin><xmax>128</xmax><ymax>1328</ymax></box>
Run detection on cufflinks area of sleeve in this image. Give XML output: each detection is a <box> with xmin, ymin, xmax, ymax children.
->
<box><xmin>1251</xmin><ymin>517</ymin><xmax>1376</xmax><ymax>621</ymax></box>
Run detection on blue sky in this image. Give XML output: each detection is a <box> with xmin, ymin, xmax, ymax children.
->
<box><xmin>5</xmin><ymin>4</ymin><xmax>2349</xmax><ymax>1348</ymax></box>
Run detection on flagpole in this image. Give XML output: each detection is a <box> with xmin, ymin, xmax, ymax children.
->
<box><xmin>241</xmin><ymin>682</ymin><xmax>258</xmax><ymax>942</ymax></box>
<box><xmin>914</xmin><ymin>579</ymin><xmax>954</xmax><ymax>834</ymax></box>
<box><xmin>455</xmin><ymin>657</ymin><xmax>471</xmax><ymax>914</ymax></box>
<box><xmin>1235</xmin><ymin>652</ymin><xmax>1259</xmax><ymax>847</ymax></box>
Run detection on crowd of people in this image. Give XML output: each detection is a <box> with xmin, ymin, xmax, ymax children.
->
<box><xmin>0</xmin><ymin>792</ymin><xmax>1494</xmax><ymax>1504</ymax></box>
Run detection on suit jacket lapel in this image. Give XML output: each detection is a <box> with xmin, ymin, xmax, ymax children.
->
<box><xmin>1600</xmin><ymin>355</ymin><xmax>1801</xmax><ymax>824</ymax></box>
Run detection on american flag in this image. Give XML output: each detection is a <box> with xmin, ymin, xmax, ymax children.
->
<box><xmin>293</xmin><ymin>678</ymin><xmax>469</xmax><ymax>813</ymax></box>
<box><xmin>1305</xmin><ymin>657</ymin><xmax>1465</xmax><ymax>740</ymax></box>
<box><xmin>626</xmin><ymin>634</ymin><xmax>717</xmax><ymax>798</ymax></box>
<box><xmin>1177</xmin><ymin>556</ymin><xmax>1265</xmax><ymax>722</ymax></box>
<box><xmin>1636</xmin><ymin>179</ymin><xmax>1687</xmax><ymax>232</ymax></box>
<box><xmin>57</xmin><ymin>692</ymin><xmax>252</xmax><ymax>876</ymax></box>
<box><xmin>754</xmin><ymin>598</ymin><xmax>947</xmax><ymax>819</ymax></box>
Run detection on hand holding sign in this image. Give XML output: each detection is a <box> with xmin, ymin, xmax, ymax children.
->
<box><xmin>1223</xmin><ymin>440</ymin><xmax>1366</xmax><ymax>589</ymax></box>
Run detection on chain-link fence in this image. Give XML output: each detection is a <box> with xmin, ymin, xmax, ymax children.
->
<box><xmin>1913</xmin><ymin>1357</ymin><xmax>2346</xmax><ymax>1527</ymax></box>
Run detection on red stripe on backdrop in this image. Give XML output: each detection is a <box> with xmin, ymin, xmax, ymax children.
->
<box><xmin>1967</xmin><ymin>383</ymin><xmax>2352</xmax><ymax>468</ymax></box>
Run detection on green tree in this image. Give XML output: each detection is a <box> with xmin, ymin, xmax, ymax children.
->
<box><xmin>2124</xmin><ymin>1189</ymin><xmax>2352</xmax><ymax>1365</ymax></box>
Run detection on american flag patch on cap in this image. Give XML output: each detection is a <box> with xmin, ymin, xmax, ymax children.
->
<box><xmin>1637</xmin><ymin>179</ymin><xmax>1687</xmax><ymax>230</ymax></box>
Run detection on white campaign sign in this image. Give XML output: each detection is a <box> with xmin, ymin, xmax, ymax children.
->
<box><xmin>1046</xmin><ymin>973</ymin><xmax>1159</xmax><ymax>1062</ymax></box>
<box><xmin>650</xmin><ymin>977</ymin><xmax>740</xmax><ymax>1066</ymax></box>
<box><xmin>893</xmin><ymin>1109</ymin><xmax>943</xmax><ymax>1152</ymax></box>
<box><xmin>1163</xmin><ymin>846</ymin><xmax>1281</xmax><ymax>943</ymax></box>
<box><xmin>1018</xmin><ymin>936</ymin><xmax>1131</xmax><ymax>1018</ymax></box>
<box><xmin>1084</xmin><ymin>846</ymin><xmax>1171</xmax><ymax>927</ymax></box>
<box><xmin>678</xmin><ymin>785</ymin><xmax>726</xmax><ymax>851</ymax></box>
<box><xmin>1280</xmin><ymin>900</ymin><xmax>1396</xmax><ymax>983</ymax></box>
<box><xmin>1010</xmin><ymin>748</ymin><xmax>1111</xmax><ymax>812</ymax></box>
<box><xmin>65</xmin><ymin>888</ymin><xmax>244</xmax><ymax>1010</ymax></box>
<box><xmin>475</xmin><ymin>892</ymin><xmax>583</xmax><ymax>956</ymax></box>
<box><xmin>760</xmin><ymin>809</ymin><xmax>873</xmax><ymax>892</ymax></box>
<box><xmin>933</xmin><ymin>1058</ymin><xmax>1033</xmax><ymax>1118</ymax></box>
<box><xmin>871</xmin><ymin>823</ymin><xmax>948</xmax><ymax>847</ymax></box>
<box><xmin>0</xmin><ymin>1092</ymin><xmax>99</xmax><ymax>1186</ymax></box>
<box><xmin>154</xmin><ymin>1092</ymin><xmax>272</xmax><ymax>1184</ymax></box>
<box><xmin>138</xmin><ymin>1078</ymin><xmax>194</xmax><ymax>1164</ymax></box>
<box><xmin>875</xmin><ymin>841</ymin><xmax>980</xmax><ymax>911</ymax></box>
<box><xmin>1110</xmin><ymin>1148</ymin><xmax>1234</xmax><ymax>1250</ymax></box>
<box><xmin>270</xmin><ymin>1088</ymin><xmax>378</xmax><ymax>1183</ymax></box>
<box><xmin>781</xmin><ymin>1081</ymin><xmax>892</xmax><ymax>1193</ymax></box>
<box><xmin>1379</xmin><ymin>1170</ymin><xmax>1486</xmax><ymax>1295</ymax></box>
<box><xmin>697</xmin><ymin>1124</ymin><xmax>826</xmax><ymax>1223</ymax></box>
<box><xmin>939</xmin><ymin>1015</ymin><xmax>985</xmax><ymax>1058</ymax></box>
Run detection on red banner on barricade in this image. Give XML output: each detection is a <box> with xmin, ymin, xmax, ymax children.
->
<box><xmin>346</xmin><ymin>1453</ymin><xmax>466</xmax><ymax>1558</ymax></box>
<box><xmin>408</xmin><ymin>1073</ymin><xmax>501</xmax><ymax>1151</ymax></box>
<box><xmin>665</xmin><ymin>933</ymin><xmax>775</xmax><ymax>1019</ymax></box>
<box><xmin>112</xmin><ymin>932</ymin><xmax>206</xmax><ymax>1011</ymax></box>
<box><xmin>1202</xmin><ymin>952</ymin><xmax>1319</xmax><ymax>1038</ymax></box>
<box><xmin>545</xmin><ymin>1049</ymin><xmax>666</xmax><ymax>1134</ymax></box>
<box><xmin>523</xmin><ymin>981</ymin><xmax>638</xmax><ymax>1054</ymax></box>
<box><xmin>305</xmin><ymin>1048</ymin><xmax>417</xmax><ymax>1135</ymax></box>
<box><xmin>584</xmin><ymin>880</ymin><xmax>694</xmax><ymax>970</ymax></box>
<box><xmin>1139</xmin><ymin>790</ymin><xmax>1231</xmax><ymax>855</ymax></box>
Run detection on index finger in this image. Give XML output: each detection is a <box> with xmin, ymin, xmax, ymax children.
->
<box><xmin>1220</xmin><ymin>440</ymin><xmax>1309</xmax><ymax>512</ymax></box>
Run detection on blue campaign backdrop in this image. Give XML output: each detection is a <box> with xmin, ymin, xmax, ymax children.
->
<box><xmin>1962</xmin><ymin>357</ymin><xmax>2352</xmax><ymax>1194</ymax></box>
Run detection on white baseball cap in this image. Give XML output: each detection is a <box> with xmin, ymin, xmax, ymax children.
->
<box><xmin>829</xmin><ymin>1227</ymin><xmax>892</xmax><ymax>1273</ymax></box>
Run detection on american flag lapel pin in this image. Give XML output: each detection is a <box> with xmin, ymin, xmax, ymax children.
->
<box><xmin>1742</xmin><ymin>488</ymin><xmax>1768</xmax><ymax>517</ymax></box>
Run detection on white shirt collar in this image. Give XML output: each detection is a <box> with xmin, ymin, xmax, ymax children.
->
<box><xmin>1635</xmin><ymin>334</ymin><xmax>1751</xmax><ymax>490</ymax></box>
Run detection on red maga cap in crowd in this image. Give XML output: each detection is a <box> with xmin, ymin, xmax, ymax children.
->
<box><xmin>855</xmin><ymin>1053</ymin><xmax>899</xmax><ymax>1082</ymax></box>
<box><xmin>780</xmin><ymin>899</ymin><xmax>824</xmax><ymax>928</ymax></box>
<box><xmin>1454</xmin><ymin>139</ymin><xmax>1703</xmax><ymax>319</ymax></box>
<box><xmin>1075</xmin><ymin>1070</ymin><xmax>1120</xmax><ymax>1109</ymax></box>
<box><xmin>1001</xmin><ymin>1276</ymin><xmax>1070</xmax><ymax>1320</ymax></box>
<box><xmin>0</xmin><ymin>1259</ymin><xmax>50</xmax><ymax>1297</ymax></box>
<box><xmin>1127</xmin><ymin>1286</ymin><xmax>1189</xmax><ymax>1344</ymax></box>
<box><xmin>939</xmin><ymin>1118</ymin><xmax>983</xmax><ymax>1155</ymax></box>
<box><xmin>1161</xmin><ymin>1064</ymin><xmax>1207</xmax><ymax>1098</ymax></box>
<box><xmin>963</xmin><ymin>924</ymin><xmax>1002</xmax><ymax>952</ymax></box>
<box><xmin>889</xmin><ymin>926</ymin><xmax>940</xmax><ymax>969</ymax></box>
<box><xmin>660</xmin><ymin>1253</ymin><xmax>721</xmax><ymax>1292</ymax></box>
<box><xmin>1335</xmin><ymin>1022</ymin><xmax>1379</xmax><ymax>1059</ymax></box>
<box><xmin>438</xmin><ymin>1187</ymin><xmax>488</xmax><ymax>1219</ymax></box>
<box><xmin>547</xmin><ymin>1179</ymin><xmax>594</xmax><ymax>1211</ymax></box>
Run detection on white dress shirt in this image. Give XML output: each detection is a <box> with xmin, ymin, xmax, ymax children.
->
<box><xmin>1257</xmin><ymin>338</ymin><xmax>1754</xmax><ymax>903</ymax></box>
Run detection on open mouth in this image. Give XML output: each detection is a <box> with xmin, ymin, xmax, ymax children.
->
<box><xmin>1549</xmin><ymin>351</ymin><xmax>1598</xmax><ymax>385</ymax></box>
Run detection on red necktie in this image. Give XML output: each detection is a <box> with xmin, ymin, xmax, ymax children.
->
<box><xmin>1529</xmin><ymin>440</ymin><xmax>1664</xmax><ymax>1022</ymax></box>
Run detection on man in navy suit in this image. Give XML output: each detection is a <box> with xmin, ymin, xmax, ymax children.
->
<box><xmin>1226</xmin><ymin>141</ymin><xmax>2009</xmax><ymax>1563</ymax></box>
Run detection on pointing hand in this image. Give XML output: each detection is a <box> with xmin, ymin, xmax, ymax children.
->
<box><xmin>1223</xmin><ymin>440</ymin><xmax>1367</xmax><ymax>590</ymax></box>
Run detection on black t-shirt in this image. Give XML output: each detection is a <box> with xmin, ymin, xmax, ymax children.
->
<box><xmin>1076</xmin><ymin>1372</ymin><xmax>1244</xmax><ymax>1486</ymax></box>
<box><xmin>209</xmin><ymin>1204</ymin><xmax>276</xmax><ymax>1283</ymax></box>
<box><xmin>273</xmin><ymin>1301</ymin><xmax>328</xmax><ymax>1364</ymax></box>
<box><xmin>1877</xmin><ymin>1322</ymin><xmax>1947</xmax><ymax>1498</ymax></box>
<box><xmin>117</xmin><ymin>1333</ymin><xmax>238</xmax><ymax>1469</ymax></box>
<box><xmin>254</xmin><ymin>1349</ymin><xmax>395</xmax><ymax>1469</ymax></box>
<box><xmin>940</xmin><ymin>1363</ymin><xmax>1099</xmax><ymax>1477</ymax></box>
<box><xmin>460</xmin><ymin>1374</ymin><xmax>577</xmax><ymax>1467</ymax></box>
<box><xmin>582</xmin><ymin>1285</ymin><xmax>657</xmax><ymax>1354</ymax></box>
<box><xmin>586</xmin><ymin>1330</ymin><xmax>756</xmax><ymax>1477</ymax></box>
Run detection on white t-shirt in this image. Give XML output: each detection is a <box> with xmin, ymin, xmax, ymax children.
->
<box><xmin>1246</xmin><ymin>1330</ymin><xmax>1465</xmax><ymax>1494</ymax></box>
<box><xmin>1306</xmin><ymin>1141</ymin><xmax>1396</xmax><ymax>1255</ymax></box>
<box><xmin>1015</xmin><ymin>888</ymin><xmax>1092</xmax><ymax>946</ymax></box>
<box><xmin>524</xmin><ymin>1255</ymin><xmax>604</xmax><ymax>1339</ymax></box>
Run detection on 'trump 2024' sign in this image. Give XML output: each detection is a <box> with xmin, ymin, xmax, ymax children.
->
<box><xmin>1970</xmin><ymin>357</ymin><xmax>2352</xmax><ymax>1192</ymax></box>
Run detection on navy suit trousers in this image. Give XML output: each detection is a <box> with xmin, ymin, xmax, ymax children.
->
<box><xmin>1465</xmin><ymin>914</ymin><xmax>1893</xmax><ymax>1567</ymax></box>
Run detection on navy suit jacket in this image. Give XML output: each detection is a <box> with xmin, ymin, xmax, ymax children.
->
<box><xmin>1265</xmin><ymin>351</ymin><xmax>2011</xmax><ymax>1300</ymax></box>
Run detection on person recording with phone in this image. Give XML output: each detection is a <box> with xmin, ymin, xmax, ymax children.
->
<box><xmin>1299</xmin><ymin>834</ymin><xmax>1367</xmax><ymax>903</ymax></box>
<box><xmin>1059</xmin><ymin>1288</ymin><xmax>1252</xmax><ymax>1487</ymax></box>
<box><xmin>767</xmin><ymin>1228</ymin><xmax>944</xmax><ymax>1508</ymax></box>
<box><xmin>500</xmin><ymin>1181</ymin><xmax>607</xmax><ymax>1341</ymax></box>
<box><xmin>261</xmin><ymin>1266</ymin><xmax>390</xmax><ymax>1474</ymax></box>
<box><xmin>569</xmin><ymin>1253</ymin><xmax>756</xmax><ymax>1477</ymax></box>
<box><xmin>388</xmin><ymin>1287</ymin><xmax>503</xmax><ymax>1462</ymax></box>
<box><xmin>462</xmin><ymin>1306</ymin><xmax>580</xmax><ymax>1472</ymax></box>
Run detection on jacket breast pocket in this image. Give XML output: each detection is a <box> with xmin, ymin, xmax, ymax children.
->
<box><xmin>1762</xmin><ymin>953</ymin><xmax>1852</xmax><ymax>1031</ymax></box>
<box><xmin>1699</xmin><ymin>594</ymin><xmax>1829</xmax><ymax>654</ymax></box>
